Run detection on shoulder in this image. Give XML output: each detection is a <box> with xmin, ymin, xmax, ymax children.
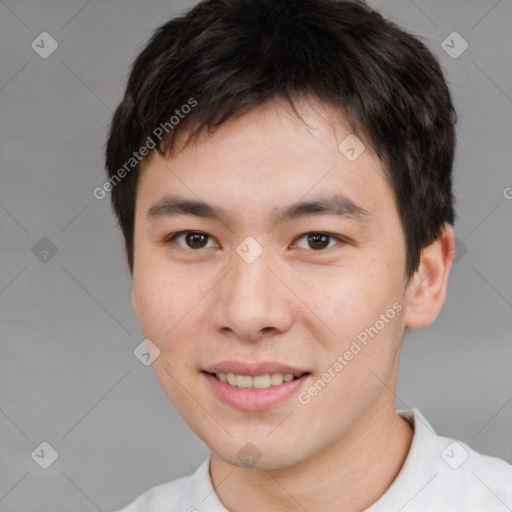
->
<box><xmin>116</xmin><ymin>473</ymin><xmax>195</xmax><ymax>512</ymax></box>
<box><xmin>116</xmin><ymin>457</ymin><xmax>225</xmax><ymax>512</ymax></box>
<box><xmin>385</xmin><ymin>409</ymin><xmax>512</xmax><ymax>511</ymax></box>
<box><xmin>436</xmin><ymin>436</ymin><xmax>512</xmax><ymax>507</ymax></box>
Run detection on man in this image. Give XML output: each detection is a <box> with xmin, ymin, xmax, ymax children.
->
<box><xmin>105</xmin><ymin>0</ymin><xmax>512</xmax><ymax>510</ymax></box>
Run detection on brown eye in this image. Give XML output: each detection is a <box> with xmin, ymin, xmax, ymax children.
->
<box><xmin>308</xmin><ymin>233</ymin><xmax>330</xmax><ymax>250</ymax></box>
<box><xmin>294</xmin><ymin>232</ymin><xmax>343</xmax><ymax>251</ymax></box>
<box><xmin>168</xmin><ymin>231</ymin><xmax>217</xmax><ymax>249</ymax></box>
<box><xmin>185</xmin><ymin>232</ymin><xmax>209</xmax><ymax>248</ymax></box>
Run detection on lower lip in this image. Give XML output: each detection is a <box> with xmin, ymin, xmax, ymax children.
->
<box><xmin>203</xmin><ymin>372</ymin><xmax>310</xmax><ymax>411</ymax></box>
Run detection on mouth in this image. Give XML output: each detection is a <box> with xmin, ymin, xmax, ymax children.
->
<box><xmin>201</xmin><ymin>363</ymin><xmax>311</xmax><ymax>411</ymax></box>
<box><xmin>207</xmin><ymin>371</ymin><xmax>309</xmax><ymax>389</ymax></box>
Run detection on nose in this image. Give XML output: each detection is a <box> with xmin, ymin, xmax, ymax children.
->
<box><xmin>209</xmin><ymin>252</ymin><xmax>295</xmax><ymax>342</ymax></box>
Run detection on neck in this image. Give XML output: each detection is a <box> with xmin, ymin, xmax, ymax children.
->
<box><xmin>209</xmin><ymin>396</ymin><xmax>414</xmax><ymax>512</ymax></box>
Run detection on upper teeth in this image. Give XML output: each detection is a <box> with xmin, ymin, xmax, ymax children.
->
<box><xmin>215</xmin><ymin>372</ymin><xmax>301</xmax><ymax>389</ymax></box>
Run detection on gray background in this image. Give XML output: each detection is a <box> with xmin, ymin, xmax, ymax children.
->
<box><xmin>1</xmin><ymin>0</ymin><xmax>511</xmax><ymax>511</ymax></box>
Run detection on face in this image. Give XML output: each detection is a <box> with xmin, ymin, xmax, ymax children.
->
<box><xmin>131</xmin><ymin>97</ymin><xmax>411</xmax><ymax>470</ymax></box>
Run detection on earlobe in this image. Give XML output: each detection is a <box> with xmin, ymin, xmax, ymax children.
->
<box><xmin>404</xmin><ymin>223</ymin><xmax>455</xmax><ymax>329</ymax></box>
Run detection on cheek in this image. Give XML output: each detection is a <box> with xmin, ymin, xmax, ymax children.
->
<box><xmin>133</xmin><ymin>262</ymin><xmax>215</xmax><ymax>353</ymax></box>
<box><xmin>133</xmin><ymin>266</ymin><xmax>186</xmax><ymax>338</ymax></box>
<box><xmin>295</xmin><ymin>264</ymin><xmax>381</xmax><ymax>337</ymax></box>
<box><xmin>297</xmin><ymin>258</ymin><xmax>404</xmax><ymax>362</ymax></box>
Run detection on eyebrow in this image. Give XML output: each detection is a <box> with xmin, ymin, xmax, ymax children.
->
<box><xmin>146</xmin><ymin>193</ymin><xmax>371</xmax><ymax>226</ymax></box>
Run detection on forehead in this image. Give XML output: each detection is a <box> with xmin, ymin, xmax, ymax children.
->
<box><xmin>136</xmin><ymin>97</ymin><xmax>395</xmax><ymax>227</ymax></box>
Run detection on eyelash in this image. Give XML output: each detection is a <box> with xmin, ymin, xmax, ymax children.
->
<box><xmin>164</xmin><ymin>231</ymin><xmax>348</xmax><ymax>252</ymax></box>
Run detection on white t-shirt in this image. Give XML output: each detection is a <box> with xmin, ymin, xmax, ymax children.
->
<box><xmin>117</xmin><ymin>409</ymin><xmax>512</xmax><ymax>511</ymax></box>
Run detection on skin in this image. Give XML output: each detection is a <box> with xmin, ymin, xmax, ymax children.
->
<box><xmin>131</xmin><ymin>96</ymin><xmax>455</xmax><ymax>512</ymax></box>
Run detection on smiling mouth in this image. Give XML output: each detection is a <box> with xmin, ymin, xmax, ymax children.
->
<box><xmin>207</xmin><ymin>371</ymin><xmax>309</xmax><ymax>389</ymax></box>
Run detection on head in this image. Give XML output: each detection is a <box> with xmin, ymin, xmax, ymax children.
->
<box><xmin>105</xmin><ymin>0</ymin><xmax>456</xmax><ymax>469</ymax></box>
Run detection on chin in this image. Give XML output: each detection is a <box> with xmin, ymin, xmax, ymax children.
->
<box><xmin>207</xmin><ymin>433</ymin><xmax>314</xmax><ymax>471</ymax></box>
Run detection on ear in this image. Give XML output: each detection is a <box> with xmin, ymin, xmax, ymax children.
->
<box><xmin>404</xmin><ymin>223</ymin><xmax>455</xmax><ymax>328</ymax></box>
